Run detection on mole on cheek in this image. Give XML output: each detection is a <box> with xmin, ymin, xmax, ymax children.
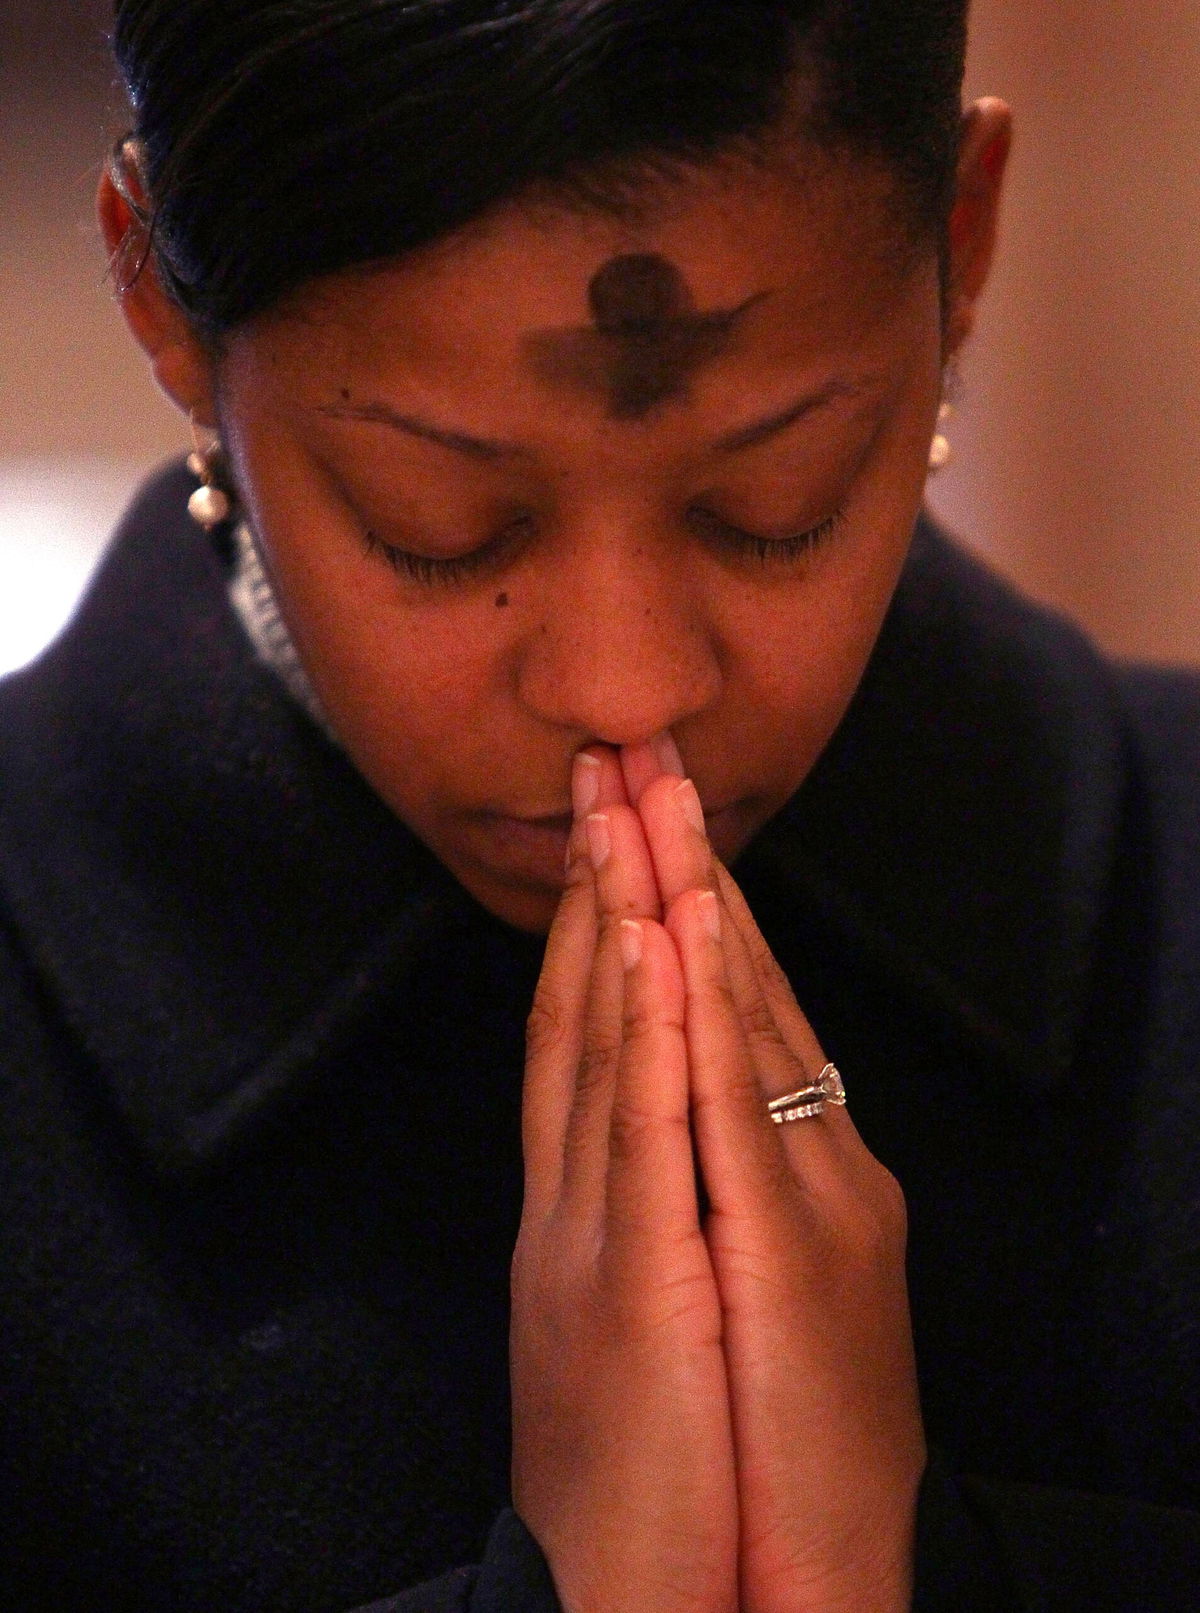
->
<box><xmin>339</xmin><ymin>387</ymin><xmax>351</xmax><ymax>401</ymax></box>
<box><xmin>495</xmin><ymin>592</ymin><xmax>509</xmax><ymax>609</ymax></box>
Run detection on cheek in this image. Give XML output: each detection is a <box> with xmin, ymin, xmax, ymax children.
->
<box><xmin>743</xmin><ymin>391</ymin><xmax>933</xmax><ymax>770</ymax></box>
<box><xmin>251</xmin><ymin>524</ymin><xmax>516</xmax><ymax>812</ymax></box>
<box><xmin>224</xmin><ymin>412</ymin><xmax>533</xmax><ymax>828</ymax></box>
<box><xmin>716</xmin><ymin>517</ymin><xmax>914</xmax><ymax>787</ymax></box>
<box><xmin>311</xmin><ymin>601</ymin><xmax>513</xmax><ymax>799</ymax></box>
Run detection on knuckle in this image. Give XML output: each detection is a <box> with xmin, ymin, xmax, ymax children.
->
<box><xmin>753</xmin><ymin>936</ymin><xmax>796</xmax><ymax>1001</ymax></box>
<box><xmin>617</xmin><ymin>1009</ymin><xmax>650</xmax><ymax>1057</ymax></box>
<box><xmin>743</xmin><ymin>992</ymin><xmax>790</xmax><ymax>1051</ymax></box>
<box><xmin>510</xmin><ymin>1227</ymin><xmax>553</xmax><ymax>1316</ymax></box>
<box><xmin>607</xmin><ymin>1099</ymin><xmax>682</xmax><ymax>1166</ymax></box>
<box><xmin>509</xmin><ymin>1229</ymin><xmax>537</xmax><ymax>1302</ymax></box>
<box><xmin>875</xmin><ymin>1163</ymin><xmax>910</xmax><ymax>1243</ymax></box>
<box><xmin>607</xmin><ymin>1104</ymin><xmax>657</xmax><ymax>1165</ymax></box>
<box><xmin>511</xmin><ymin>1212</ymin><xmax>594</xmax><ymax>1313</ymax></box>
<box><xmin>695</xmin><ymin>962</ymin><xmax>738</xmax><ymax>1019</ymax></box>
<box><xmin>574</xmin><ymin>1030</ymin><xmax>622</xmax><ymax>1094</ymax></box>
<box><xmin>791</xmin><ymin>1151</ymin><xmax>910</xmax><ymax>1272</ymax></box>
<box><xmin>525</xmin><ymin>992</ymin><xmax>569</xmax><ymax>1064</ymax></box>
<box><xmin>561</xmin><ymin>845</ymin><xmax>592</xmax><ymax>892</ymax></box>
<box><xmin>845</xmin><ymin>1166</ymin><xmax>910</xmax><ymax>1267</ymax></box>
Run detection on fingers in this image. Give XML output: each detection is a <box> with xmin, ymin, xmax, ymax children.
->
<box><xmin>638</xmin><ymin>770</ymin><xmax>860</xmax><ymax>1203</ymax></box>
<box><xmin>523</xmin><ymin>842</ymin><xmax>598</xmax><ymax>1217</ymax></box>
<box><xmin>637</xmin><ymin>777</ymin><xmax>822</xmax><ymax>1098</ymax></box>
<box><xmin>564</xmin><ymin>744</ymin><xmax>630</xmax><ymax>866</ymax></box>
<box><xmin>523</xmin><ymin>748</ymin><xmax>635</xmax><ymax>1216</ymax></box>
<box><xmin>639</xmin><ymin>773</ymin><xmax>716</xmax><ymax>904</ymax></box>
<box><xmin>635</xmin><ymin>763</ymin><xmax>843</xmax><ymax>1115</ymax></box>
<box><xmin>620</xmin><ymin>730</ymin><xmax>686</xmax><ymax>807</ymax></box>
<box><xmin>558</xmin><ymin>801</ymin><xmax>663</xmax><ymax>1211</ymax></box>
<box><xmin>666</xmin><ymin>890</ymin><xmax>797</xmax><ymax>1217</ymax></box>
<box><xmin>527</xmin><ymin>732</ymin><xmax>709</xmax><ymax>1246</ymax></box>
<box><xmin>604</xmin><ymin>916</ymin><xmax>697</xmax><ymax>1244</ymax></box>
<box><xmin>528</xmin><ymin>731</ymin><xmax>853</xmax><ymax>1243</ymax></box>
<box><xmin>712</xmin><ymin>861</ymin><xmax>830</xmax><ymax>1082</ymax></box>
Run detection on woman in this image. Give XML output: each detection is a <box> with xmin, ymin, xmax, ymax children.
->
<box><xmin>0</xmin><ymin>1</ymin><xmax>1196</xmax><ymax>1608</ymax></box>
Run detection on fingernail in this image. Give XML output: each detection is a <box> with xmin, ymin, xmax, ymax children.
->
<box><xmin>586</xmin><ymin>812</ymin><xmax>611</xmax><ymax>870</ymax></box>
<box><xmin>697</xmin><ymin>889</ymin><xmax>721</xmax><ymax>941</ymax></box>
<box><xmin>650</xmin><ymin>731</ymin><xmax>686</xmax><ymax>778</ymax></box>
<box><xmin>675</xmin><ymin>778</ymin><xmax>706</xmax><ymax>835</ymax></box>
<box><xmin>572</xmin><ymin>752</ymin><xmax>602</xmax><ymax>819</ymax></box>
<box><xmin>619</xmin><ymin>919</ymin><xmax>643</xmax><ymax>971</ymax></box>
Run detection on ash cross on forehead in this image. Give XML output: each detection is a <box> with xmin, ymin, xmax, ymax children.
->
<box><xmin>525</xmin><ymin>253</ymin><xmax>766</xmax><ymax>421</ymax></box>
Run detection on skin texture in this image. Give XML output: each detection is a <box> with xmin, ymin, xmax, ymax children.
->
<box><xmin>100</xmin><ymin>101</ymin><xmax>1008</xmax><ymax>936</ymax></box>
<box><xmin>514</xmin><ymin>739</ymin><xmax>922</xmax><ymax>1612</ymax></box>
<box><xmin>101</xmin><ymin>95</ymin><xmax>1012</xmax><ymax>1612</ymax></box>
<box><xmin>525</xmin><ymin>253</ymin><xmax>766</xmax><ymax>420</ymax></box>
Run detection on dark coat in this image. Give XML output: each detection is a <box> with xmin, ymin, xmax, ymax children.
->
<box><xmin>1</xmin><ymin>461</ymin><xmax>1197</xmax><ymax>1611</ymax></box>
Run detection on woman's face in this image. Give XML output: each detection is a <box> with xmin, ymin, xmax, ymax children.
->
<box><xmin>206</xmin><ymin>150</ymin><xmax>958</xmax><ymax>931</ymax></box>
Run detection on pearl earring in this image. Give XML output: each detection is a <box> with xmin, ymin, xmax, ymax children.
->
<box><xmin>928</xmin><ymin>401</ymin><xmax>953</xmax><ymax>475</ymax></box>
<box><xmin>187</xmin><ymin>416</ymin><xmax>236</xmax><ymax>531</ymax></box>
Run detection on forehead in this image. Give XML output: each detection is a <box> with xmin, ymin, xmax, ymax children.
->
<box><xmin>241</xmin><ymin>149</ymin><xmax>928</xmax><ymax>408</ymax></box>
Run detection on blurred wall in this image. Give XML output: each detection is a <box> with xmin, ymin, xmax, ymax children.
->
<box><xmin>2</xmin><ymin>0</ymin><xmax>1200</xmax><ymax>663</ymax></box>
<box><xmin>933</xmin><ymin>0</ymin><xmax>1200</xmax><ymax>663</ymax></box>
<box><xmin>0</xmin><ymin>0</ymin><xmax>179</xmax><ymax>459</ymax></box>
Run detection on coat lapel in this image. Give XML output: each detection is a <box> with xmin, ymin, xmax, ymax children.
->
<box><xmin>743</xmin><ymin>522</ymin><xmax>1126</xmax><ymax>1091</ymax></box>
<box><xmin>0</xmin><ymin>464</ymin><xmax>475</xmax><ymax>1174</ymax></box>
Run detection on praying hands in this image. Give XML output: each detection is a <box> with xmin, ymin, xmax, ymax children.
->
<box><xmin>512</xmin><ymin>740</ymin><xmax>926</xmax><ymax>1613</ymax></box>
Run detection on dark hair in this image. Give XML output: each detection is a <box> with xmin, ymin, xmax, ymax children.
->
<box><xmin>111</xmin><ymin>0</ymin><xmax>970</xmax><ymax>336</ymax></box>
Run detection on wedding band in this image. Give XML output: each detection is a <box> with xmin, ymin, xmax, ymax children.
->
<box><xmin>768</xmin><ymin>1063</ymin><xmax>846</xmax><ymax>1124</ymax></box>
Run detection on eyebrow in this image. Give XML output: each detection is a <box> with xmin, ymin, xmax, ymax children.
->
<box><xmin>316</xmin><ymin>375</ymin><xmax>872</xmax><ymax>462</ymax></box>
<box><xmin>710</xmin><ymin>378</ymin><xmax>869</xmax><ymax>453</ymax></box>
<box><xmin>316</xmin><ymin>400</ymin><xmax>520</xmax><ymax>463</ymax></box>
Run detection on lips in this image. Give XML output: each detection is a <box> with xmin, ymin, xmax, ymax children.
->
<box><xmin>510</xmin><ymin>811</ymin><xmax>573</xmax><ymax>831</ymax></box>
<box><xmin>467</xmin><ymin>811</ymin><xmax>574</xmax><ymax>884</ymax></box>
<box><xmin>499</xmin><ymin>799</ymin><xmax>733</xmax><ymax>828</ymax></box>
<box><xmin>465</xmin><ymin>793</ymin><xmax>750</xmax><ymax>895</ymax></box>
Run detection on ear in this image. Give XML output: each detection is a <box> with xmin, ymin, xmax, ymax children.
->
<box><xmin>97</xmin><ymin>164</ymin><xmax>221</xmax><ymax>428</ymax></box>
<box><xmin>943</xmin><ymin>97</ymin><xmax>1013</xmax><ymax>360</ymax></box>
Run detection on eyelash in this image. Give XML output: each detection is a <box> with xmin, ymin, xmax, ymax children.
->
<box><xmin>363</xmin><ymin>507</ymin><xmax>845</xmax><ymax>587</ymax></box>
<box><xmin>364</xmin><ymin>518</ymin><xmax>533</xmax><ymax>586</ymax></box>
<box><xmin>686</xmin><ymin>506</ymin><xmax>846</xmax><ymax>566</ymax></box>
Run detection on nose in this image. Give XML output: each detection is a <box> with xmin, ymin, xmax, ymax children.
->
<box><xmin>515</xmin><ymin>516</ymin><xmax>723</xmax><ymax>747</ymax></box>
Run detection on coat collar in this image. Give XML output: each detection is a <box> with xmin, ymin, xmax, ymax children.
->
<box><xmin>742</xmin><ymin>524</ymin><xmax>1126</xmax><ymax>1088</ymax></box>
<box><xmin>0</xmin><ymin>463</ymin><xmax>477</xmax><ymax>1174</ymax></box>
<box><xmin>0</xmin><ymin>463</ymin><xmax>1126</xmax><ymax>1176</ymax></box>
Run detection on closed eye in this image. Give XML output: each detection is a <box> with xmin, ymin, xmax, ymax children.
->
<box><xmin>363</xmin><ymin>506</ymin><xmax>846</xmax><ymax>587</ymax></box>
<box><xmin>363</xmin><ymin>514</ymin><xmax>537</xmax><ymax>586</ymax></box>
<box><xmin>686</xmin><ymin>506</ymin><xmax>846</xmax><ymax>564</ymax></box>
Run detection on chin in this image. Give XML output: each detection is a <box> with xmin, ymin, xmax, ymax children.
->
<box><xmin>470</xmin><ymin>876</ymin><xmax>561</xmax><ymax>934</ymax></box>
<box><xmin>438</xmin><ymin>847</ymin><xmax>562</xmax><ymax>933</ymax></box>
